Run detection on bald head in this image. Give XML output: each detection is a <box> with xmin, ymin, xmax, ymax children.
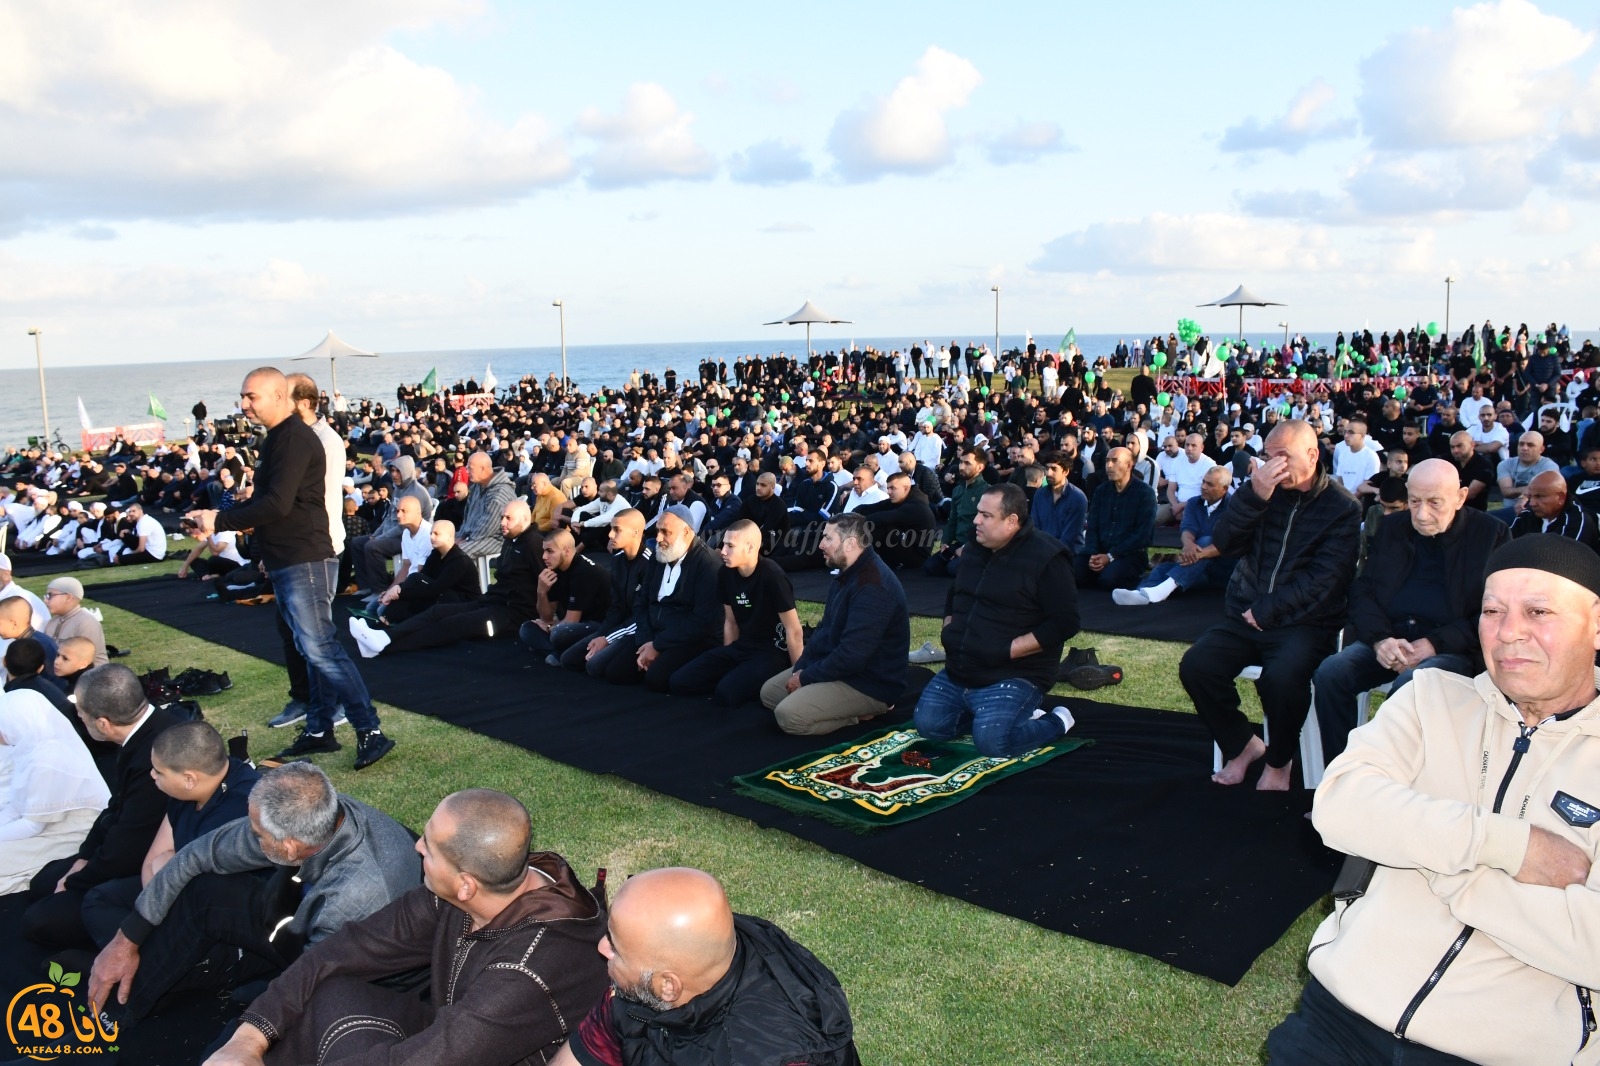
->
<box><xmin>429</xmin><ymin>519</ymin><xmax>456</xmax><ymax>551</ymax></box>
<box><xmin>468</xmin><ymin>451</ymin><xmax>494</xmax><ymax>484</ymax></box>
<box><xmin>1407</xmin><ymin>459</ymin><xmax>1469</xmax><ymax>536</ymax></box>
<box><xmin>1267</xmin><ymin>419</ymin><xmax>1318</xmax><ymax>451</ymax></box>
<box><xmin>395</xmin><ymin>495</ymin><xmax>423</xmax><ymax>531</ymax></box>
<box><xmin>0</xmin><ymin>596</ymin><xmax>33</xmax><ymax>639</ymax></box>
<box><xmin>1527</xmin><ymin>470</ymin><xmax>1569</xmax><ymax>520</ymax></box>
<box><xmin>603</xmin><ymin>868</ymin><xmax>737</xmax><ymax>1011</ymax></box>
<box><xmin>429</xmin><ymin>789</ymin><xmax>532</xmax><ymax>896</ymax></box>
<box><xmin>240</xmin><ymin>368</ymin><xmax>293</xmax><ymax>429</ymax></box>
<box><xmin>501</xmin><ymin>498</ymin><xmax>532</xmax><ymax>535</ymax></box>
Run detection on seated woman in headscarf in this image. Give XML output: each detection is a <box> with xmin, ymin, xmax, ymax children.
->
<box><xmin>0</xmin><ymin>688</ymin><xmax>110</xmax><ymax>894</ymax></box>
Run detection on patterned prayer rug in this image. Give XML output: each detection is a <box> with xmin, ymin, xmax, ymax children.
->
<box><xmin>732</xmin><ymin>727</ymin><xmax>1092</xmax><ymax>830</ymax></box>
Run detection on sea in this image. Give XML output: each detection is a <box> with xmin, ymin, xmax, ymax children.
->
<box><xmin>3</xmin><ymin>329</ymin><xmax>1594</xmax><ymax>451</ymax></box>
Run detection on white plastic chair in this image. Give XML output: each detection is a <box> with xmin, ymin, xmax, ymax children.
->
<box><xmin>476</xmin><ymin>555</ymin><xmax>491</xmax><ymax>593</ymax></box>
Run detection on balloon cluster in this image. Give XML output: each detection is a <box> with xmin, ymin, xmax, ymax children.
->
<box><xmin>1176</xmin><ymin>318</ymin><xmax>1202</xmax><ymax>347</ymax></box>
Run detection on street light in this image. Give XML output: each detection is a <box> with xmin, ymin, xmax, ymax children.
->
<box><xmin>990</xmin><ymin>286</ymin><xmax>1000</xmax><ymax>362</ymax></box>
<box><xmin>26</xmin><ymin>328</ymin><xmax>50</xmax><ymax>447</ymax></box>
<box><xmin>551</xmin><ymin>299</ymin><xmax>566</xmax><ymax>390</ymax></box>
<box><xmin>1278</xmin><ymin>321</ymin><xmax>1290</xmax><ymax>348</ymax></box>
<box><xmin>1444</xmin><ymin>276</ymin><xmax>1455</xmax><ymax>340</ymax></box>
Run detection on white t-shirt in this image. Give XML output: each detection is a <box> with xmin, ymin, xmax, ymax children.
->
<box><xmin>208</xmin><ymin>530</ymin><xmax>246</xmax><ymax>567</ymax></box>
<box><xmin>1459</xmin><ymin>396</ymin><xmax>1494</xmax><ymax>426</ymax></box>
<box><xmin>1169</xmin><ymin>454</ymin><xmax>1218</xmax><ymax>504</ymax></box>
<box><xmin>400</xmin><ymin>522</ymin><xmax>433</xmax><ymax>571</ymax></box>
<box><xmin>1332</xmin><ymin>442</ymin><xmax>1382</xmax><ymax>492</ymax></box>
<box><xmin>1468</xmin><ymin>422</ymin><xmax>1511</xmax><ymax>462</ymax></box>
<box><xmin>133</xmin><ymin>514</ymin><xmax>168</xmax><ymax>560</ymax></box>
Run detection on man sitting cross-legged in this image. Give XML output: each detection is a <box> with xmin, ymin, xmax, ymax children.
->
<box><xmin>670</xmin><ymin>520</ymin><xmax>804</xmax><ymax>706</ymax></box>
<box><xmin>350</xmin><ymin>499</ymin><xmax>542</xmax><ymax>658</ymax></box>
<box><xmin>600</xmin><ymin>505</ymin><xmax>722</xmax><ymax>690</ymax></box>
<box><xmin>1311</xmin><ymin>458</ymin><xmax>1509</xmax><ymax>765</ymax></box>
<box><xmin>519</xmin><ymin>530</ymin><xmax>611</xmax><ymax>662</ymax></box>
<box><xmin>369</xmin><ymin>518</ymin><xmax>481</xmax><ymax>627</ymax></box>
<box><xmin>762</xmin><ymin>514</ymin><xmax>910</xmax><ymax>735</ymax></box>
<box><xmin>202</xmin><ymin>790</ymin><xmax>608</xmax><ymax>1066</ymax></box>
<box><xmin>548</xmin><ymin>868</ymin><xmax>858</xmax><ymax>1066</ymax></box>
<box><xmin>1113</xmin><ymin>466</ymin><xmax>1237</xmax><ymax>606</ymax></box>
<box><xmin>913</xmin><ymin>483</ymin><xmax>1079</xmax><ymax>756</ymax></box>
<box><xmin>88</xmin><ymin>761</ymin><xmax>420</xmax><ymax>1022</ymax></box>
<box><xmin>1179</xmin><ymin>420</ymin><xmax>1362</xmax><ymax>790</ymax></box>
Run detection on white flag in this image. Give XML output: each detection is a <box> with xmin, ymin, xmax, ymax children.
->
<box><xmin>482</xmin><ymin>363</ymin><xmax>498</xmax><ymax>391</ymax></box>
<box><xmin>77</xmin><ymin>396</ymin><xmax>93</xmax><ymax>431</ymax></box>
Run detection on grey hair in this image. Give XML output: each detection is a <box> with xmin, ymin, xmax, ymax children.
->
<box><xmin>254</xmin><ymin>762</ymin><xmax>340</xmax><ymax>846</ymax></box>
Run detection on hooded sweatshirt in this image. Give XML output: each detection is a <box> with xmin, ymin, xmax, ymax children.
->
<box><xmin>1308</xmin><ymin>666</ymin><xmax>1600</xmax><ymax>1065</ymax></box>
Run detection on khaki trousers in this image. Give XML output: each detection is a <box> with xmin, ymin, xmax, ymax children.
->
<box><xmin>760</xmin><ymin>668</ymin><xmax>888</xmax><ymax>736</ymax></box>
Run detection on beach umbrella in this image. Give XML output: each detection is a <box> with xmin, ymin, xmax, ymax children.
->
<box><xmin>764</xmin><ymin>300</ymin><xmax>852</xmax><ymax>358</ymax></box>
<box><xmin>1197</xmin><ymin>284</ymin><xmax>1285</xmax><ymax>341</ymax></box>
<box><xmin>291</xmin><ymin>329</ymin><xmax>377</xmax><ymax>395</ymax></box>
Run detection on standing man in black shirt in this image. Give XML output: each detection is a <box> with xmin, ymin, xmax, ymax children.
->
<box><xmin>670</xmin><ymin>520</ymin><xmax>803</xmax><ymax>705</ymax></box>
<box><xmin>189</xmin><ymin>367</ymin><xmax>394</xmax><ymax>770</ymax></box>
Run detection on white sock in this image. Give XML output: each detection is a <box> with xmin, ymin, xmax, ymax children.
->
<box><xmin>367</xmin><ymin>627</ymin><xmax>391</xmax><ymax>655</ymax></box>
<box><xmin>1145</xmin><ymin>577</ymin><xmax>1178</xmax><ymax>603</ymax></box>
<box><xmin>1052</xmin><ymin>706</ymin><xmax>1076</xmax><ymax>734</ymax></box>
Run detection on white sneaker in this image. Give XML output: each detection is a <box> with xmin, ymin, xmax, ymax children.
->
<box><xmin>1112</xmin><ymin>588</ymin><xmax>1150</xmax><ymax>606</ymax></box>
<box><xmin>348</xmin><ymin>617</ymin><xmax>390</xmax><ymax>658</ymax></box>
<box><xmin>907</xmin><ymin>640</ymin><xmax>946</xmax><ymax>664</ymax></box>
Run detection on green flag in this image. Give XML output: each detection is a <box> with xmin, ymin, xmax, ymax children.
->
<box><xmin>1472</xmin><ymin>332</ymin><xmax>1484</xmax><ymax>368</ymax></box>
<box><xmin>1060</xmin><ymin>328</ymin><xmax>1076</xmax><ymax>350</ymax></box>
<box><xmin>147</xmin><ymin>393</ymin><xmax>167</xmax><ymax>420</ymax></box>
<box><xmin>420</xmin><ymin>368</ymin><xmax>438</xmax><ymax>396</ymax></box>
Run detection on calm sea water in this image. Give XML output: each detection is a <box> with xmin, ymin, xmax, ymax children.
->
<box><xmin>3</xmin><ymin>330</ymin><xmax>1592</xmax><ymax>450</ymax></box>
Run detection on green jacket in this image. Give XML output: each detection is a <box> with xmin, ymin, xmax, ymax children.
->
<box><xmin>943</xmin><ymin>475</ymin><xmax>986</xmax><ymax>548</ymax></box>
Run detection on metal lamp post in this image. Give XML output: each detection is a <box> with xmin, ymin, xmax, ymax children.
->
<box><xmin>552</xmin><ymin>299</ymin><xmax>567</xmax><ymax>390</ymax></box>
<box><xmin>1278</xmin><ymin>320</ymin><xmax>1290</xmax><ymax>348</ymax></box>
<box><xmin>990</xmin><ymin>286</ymin><xmax>1000</xmax><ymax>359</ymax></box>
<box><xmin>26</xmin><ymin>328</ymin><xmax>50</xmax><ymax>446</ymax></box>
<box><xmin>1444</xmin><ymin>277</ymin><xmax>1455</xmax><ymax>340</ymax></box>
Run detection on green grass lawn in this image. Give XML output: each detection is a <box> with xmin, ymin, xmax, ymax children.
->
<box><xmin>34</xmin><ymin>555</ymin><xmax>1310</xmax><ymax>1066</ymax></box>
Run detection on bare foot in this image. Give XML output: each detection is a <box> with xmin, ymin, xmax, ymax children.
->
<box><xmin>1212</xmin><ymin>735</ymin><xmax>1267</xmax><ymax>785</ymax></box>
<box><xmin>1257</xmin><ymin>761</ymin><xmax>1294</xmax><ymax>791</ymax></box>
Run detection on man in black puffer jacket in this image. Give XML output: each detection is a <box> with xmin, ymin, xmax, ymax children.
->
<box><xmin>914</xmin><ymin>483</ymin><xmax>1080</xmax><ymax>757</ymax></box>
<box><xmin>553</xmin><ymin>867</ymin><xmax>859</xmax><ymax>1066</ymax></box>
<box><xmin>1180</xmin><ymin>420</ymin><xmax>1361</xmax><ymax>791</ymax></box>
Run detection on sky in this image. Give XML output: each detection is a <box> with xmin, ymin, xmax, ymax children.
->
<box><xmin>2</xmin><ymin>0</ymin><xmax>1599</xmax><ymax>366</ymax></box>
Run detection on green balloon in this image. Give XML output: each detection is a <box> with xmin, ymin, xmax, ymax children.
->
<box><xmin>1156</xmin><ymin>391</ymin><xmax>1171</xmax><ymax>407</ymax></box>
<box><xmin>1083</xmin><ymin>372</ymin><xmax>1095</xmax><ymax>385</ymax></box>
<box><xmin>1235</xmin><ymin>367</ymin><xmax>1245</xmax><ymax>376</ymax></box>
<box><xmin>1425</xmin><ymin>321</ymin><xmax>1439</xmax><ymax>337</ymax></box>
<box><xmin>980</xmin><ymin>386</ymin><xmax>990</xmax><ymax>396</ymax></box>
<box><xmin>1394</xmin><ymin>386</ymin><xmax>1408</xmax><ymax>400</ymax></box>
<box><xmin>1152</xmin><ymin>353</ymin><xmax>1167</xmax><ymax>368</ymax></box>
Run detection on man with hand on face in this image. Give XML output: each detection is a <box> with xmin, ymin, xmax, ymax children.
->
<box><xmin>1180</xmin><ymin>420</ymin><xmax>1361</xmax><ymax>791</ymax></box>
<box><xmin>202</xmin><ymin>790</ymin><xmax>608</xmax><ymax>1066</ymax></box>
<box><xmin>548</xmin><ymin>868</ymin><xmax>858</xmax><ymax>1066</ymax></box>
<box><xmin>1311</xmin><ymin>458</ymin><xmax>1510</xmax><ymax>764</ymax></box>
<box><xmin>520</xmin><ymin>530</ymin><xmax>611</xmax><ymax>662</ymax></box>
<box><xmin>670</xmin><ymin>520</ymin><xmax>803</xmax><ymax>706</ymax></box>
<box><xmin>1266</xmin><ymin>535</ymin><xmax>1600</xmax><ymax>1066</ymax></box>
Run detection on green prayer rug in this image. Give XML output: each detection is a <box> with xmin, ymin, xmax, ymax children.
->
<box><xmin>731</xmin><ymin>727</ymin><xmax>1092</xmax><ymax>831</ymax></box>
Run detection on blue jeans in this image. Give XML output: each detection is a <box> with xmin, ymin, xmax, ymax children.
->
<box><xmin>1139</xmin><ymin>556</ymin><xmax>1236</xmax><ymax>592</ymax></box>
<box><xmin>913</xmin><ymin>672</ymin><xmax>1059</xmax><ymax>758</ymax></box>
<box><xmin>270</xmin><ymin>559</ymin><xmax>380</xmax><ymax>734</ymax></box>
<box><xmin>1311</xmin><ymin>640</ymin><xmax>1476</xmax><ymax>764</ymax></box>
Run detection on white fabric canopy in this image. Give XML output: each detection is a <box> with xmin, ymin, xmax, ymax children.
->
<box><xmin>291</xmin><ymin>330</ymin><xmax>378</xmax><ymax>394</ymax></box>
<box><xmin>764</xmin><ymin>301</ymin><xmax>852</xmax><ymax>356</ymax></box>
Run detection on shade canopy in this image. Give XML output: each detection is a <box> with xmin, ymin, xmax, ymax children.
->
<box><xmin>764</xmin><ymin>300</ymin><xmax>852</xmax><ymax>357</ymax></box>
<box><xmin>290</xmin><ymin>329</ymin><xmax>377</xmax><ymax>394</ymax></box>
<box><xmin>1198</xmin><ymin>285</ymin><xmax>1284</xmax><ymax>309</ymax></box>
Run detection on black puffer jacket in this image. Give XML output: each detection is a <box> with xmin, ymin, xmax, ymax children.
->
<box><xmin>1347</xmin><ymin>507</ymin><xmax>1509</xmax><ymax>662</ymax></box>
<box><xmin>611</xmin><ymin>914</ymin><xmax>859</xmax><ymax>1066</ymax></box>
<box><xmin>941</xmin><ymin>524</ymin><xmax>1078</xmax><ymax>691</ymax></box>
<box><xmin>1213</xmin><ymin>470</ymin><xmax>1361</xmax><ymax>629</ymax></box>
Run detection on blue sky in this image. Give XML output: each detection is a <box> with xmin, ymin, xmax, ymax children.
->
<box><xmin>2</xmin><ymin>0</ymin><xmax>1598</xmax><ymax>365</ymax></box>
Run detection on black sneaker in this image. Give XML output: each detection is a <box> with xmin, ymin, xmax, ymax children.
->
<box><xmin>1058</xmin><ymin>647</ymin><xmax>1099</xmax><ymax>681</ymax></box>
<box><xmin>353</xmin><ymin>730</ymin><xmax>395</xmax><ymax>770</ymax></box>
<box><xmin>274</xmin><ymin>729</ymin><xmax>342</xmax><ymax>760</ymax></box>
<box><xmin>1067</xmin><ymin>663</ymin><xmax>1124</xmax><ymax>691</ymax></box>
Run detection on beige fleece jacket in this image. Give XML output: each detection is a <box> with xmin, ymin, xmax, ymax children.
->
<box><xmin>1308</xmin><ymin>667</ymin><xmax>1600</xmax><ymax>1066</ymax></box>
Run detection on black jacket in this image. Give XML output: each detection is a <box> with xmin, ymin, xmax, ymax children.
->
<box><xmin>1214</xmin><ymin>471</ymin><xmax>1361</xmax><ymax>629</ymax></box>
<box><xmin>397</xmin><ymin>543</ymin><xmax>481</xmax><ymax>607</ymax></box>
<box><xmin>600</xmin><ymin>545</ymin><xmax>654</xmax><ymax>632</ymax></box>
<box><xmin>67</xmin><ymin>706</ymin><xmax>179</xmax><ymax>892</ymax></box>
<box><xmin>215</xmin><ymin>415</ymin><xmax>333</xmax><ymax>569</ymax></box>
<box><xmin>1510</xmin><ymin>502</ymin><xmax>1600</xmax><ymax>550</ymax></box>
<box><xmin>633</xmin><ymin>539</ymin><xmax>723</xmax><ymax>653</ymax></box>
<box><xmin>609</xmin><ymin>914</ymin><xmax>858</xmax><ymax>1066</ymax></box>
<box><xmin>1348</xmin><ymin>508</ymin><xmax>1509</xmax><ymax>662</ymax></box>
<box><xmin>482</xmin><ymin>526</ymin><xmax>544</xmax><ymax>618</ymax></box>
<box><xmin>855</xmin><ymin>491</ymin><xmax>938</xmax><ymax>569</ymax></box>
<box><xmin>941</xmin><ymin>524</ymin><xmax>1078</xmax><ymax>691</ymax></box>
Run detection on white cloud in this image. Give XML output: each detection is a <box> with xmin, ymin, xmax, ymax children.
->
<box><xmin>828</xmin><ymin>46</ymin><xmax>983</xmax><ymax>181</ymax></box>
<box><xmin>1357</xmin><ymin>0</ymin><xmax>1593</xmax><ymax>150</ymax></box>
<box><xmin>0</xmin><ymin>1</ymin><xmax>573</xmax><ymax>229</ymax></box>
<box><xmin>1220</xmin><ymin>79</ymin><xmax>1356</xmax><ymax>153</ymax></box>
<box><xmin>573</xmin><ymin>83</ymin><xmax>716</xmax><ymax>189</ymax></box>
<box><xmin>1032</xmin><ymin>212</ymin><xmax>1341</xmax><ymax>275</ymax></box>
<box><xmin>986</xmin><ymin>121</ymin><xmax>1070</xmax><ymax>165</ymax></box>
<box><xmin>729</xmin><ymin>139</ymin><xmax>813</xmax><ymax>185</ymax></box>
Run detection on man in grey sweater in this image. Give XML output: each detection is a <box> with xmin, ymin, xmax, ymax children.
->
<box><xmin>87</xmin><ymin>762</ymin><xmax>419</xmax><ymax>1020</ymax></box>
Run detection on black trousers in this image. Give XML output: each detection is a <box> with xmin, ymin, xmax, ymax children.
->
<box><xmin>601</xmin><ymin>633</ymin><xmax>716</xmax><ymax>692</ymax></box>
<box><xmin>23</xmin><ymin>856</ymin><xmax>92</xmax><ymax>949</ymax></box>
<box><xmin>261</xmin><ymin>975</ymin><xmax>433</xmax><ymax>1065</ymax></box>
<box><xmin>1266</xmin><ymin>979</ymin><xmax>1477</xmax><ymax>1065</ymax></box>
<box><xmin>669</xmin><ymin>644</ymin><xmax>790</xmax><ymax>706</ymax></box>
<box><xmin>81</xmin><ymin>874</ymin><xmax>142</xmax><ymax>949</ymax></box>
<box><xmin>385</xmin><ymin>601</ymin><xmax>525</xmax><ymax>653</ymax></box>
<box><xmin>1178</xmin><ymin>617</ymin><xmax>1337</xmax><ymax>768</ymax></box>
<box><xmin>124</xmin><ymin>871</ymin><xmax>286</xmax><ymax>1019</ymax></box>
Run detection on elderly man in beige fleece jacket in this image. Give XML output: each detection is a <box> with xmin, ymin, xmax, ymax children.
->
<box><xmin>1268</xmin><ymin>533</ymin><xmax>1600</xmax><ymax>1066</ymax></box>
